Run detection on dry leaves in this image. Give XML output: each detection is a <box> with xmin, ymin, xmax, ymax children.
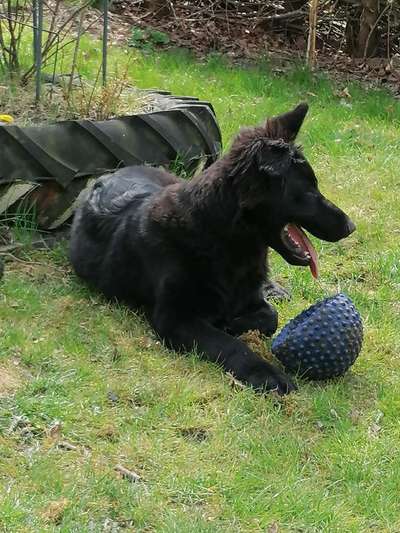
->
<box><xmin>334</xmin><ymin>87</ymin><xmax>352</xmax><ymax>99</ymax></box>
<box><xmin>41</xmin><ymin>498</ymin><xmax>70</xmax><ymax>524</ymax></box>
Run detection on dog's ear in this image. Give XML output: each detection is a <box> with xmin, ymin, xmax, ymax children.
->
<box><xmin>256</xmin><ymin>139</ymin><xmax>293</xmax><ymax>177</ymax></box>
<box><xmin>265</xmin><ymin>103</ymin><xmax>309</xmax><ymax>142</ymax></box>
<box><xmin>230</xmin><ymin>138</ymin><xmax>293</xmax><ymax>178</ymax></box>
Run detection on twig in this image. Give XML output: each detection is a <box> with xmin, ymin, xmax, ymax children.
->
<box><xmin>115</xmin><ymin>464</ymin><xmax>141</xmax><ymax>482</ymax></box>
<box><xmin>3</xmin><ymin>253</ymin><xmax>67</xmax><ymax>272</ymax></box>
<box><xmin>102</xmin><ymin>0</ymin><xmax>108</xmax><ymax>86</ymax></box>
<box><xmin>34</xmin><ymin>0</ymin><xmax>44</xmax><ymax>102</ymax></box>
<box><xmin>58</xmin><ymin>441</ymin><xmax>79</xmax><ymax>451</ymax></box>
<box><xmin>67</xmin><ymin>6</ymin><xmax>85</xmax><ymax>99</ymax></box>
<box><xmin>307</xmin><ymin>0</ymin><xmax>319</xmax><ymax>69</ymax></box>
<box><xmin>0</xmin><ymin>243</ymin><xmax>24</xmax><ymax>254</ymax></box>
<box><xmin>43</xmin><ymin>0</ymin><xmax>61</xmax><ymax>53</ymax></box>
<box><xmin>257</xmin><ymin>7</ymin><xmax>307</xmax><ymax>27</ymax></box>
<box><xmin>386</xmin><ymin>1</ymin><xmax>392</xmax><ymax>61</ymax></box>
<box><xmin>89</xmin><ymin>61</ymin><xmax>105</xmax><ymax>115</ymax></box>
<box><xmin>363</xmin><ymin>2</ymin><xmax>390</xmax><ymax>59</ymax></box>
<box><xmin>227</xmin><ymin>372</ymin><xmax>246</xmax><ymax>389</ymax></box>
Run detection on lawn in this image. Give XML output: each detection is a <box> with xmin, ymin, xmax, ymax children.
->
<box><xmin>1</xmin><ymin>48</ymin><xmax>400</xmax><ymax>532</ymax></box>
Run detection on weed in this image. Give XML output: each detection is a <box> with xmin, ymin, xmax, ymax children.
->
<box><xmin>0</xmin><ymin>196</ymin><xmax>38</xmax><ymax>245</ymax></box>
<box><xmin>128</xmin><ymin>26</ymin><xmax>170</xmax><ymax>51</ymax></box>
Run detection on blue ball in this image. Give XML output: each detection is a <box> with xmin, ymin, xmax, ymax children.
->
<box><xmin>271</xmin><ymin>293</ymin><xmax>363</xmax><ymax>380</ymax></box>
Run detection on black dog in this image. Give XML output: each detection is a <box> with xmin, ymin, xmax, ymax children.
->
<box><xmin>70</xmin><ymin>103</ymin><xmax>355</xmax><ymax>394</ymax></box>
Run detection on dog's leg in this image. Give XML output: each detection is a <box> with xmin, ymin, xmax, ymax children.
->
<box><xmin>227</xmin><ymin>300</ymin><xmax>278</xmax><ymax>337</ymax></box>
<box><xmin>152</xmin><ymin>311</ymin><xmax>296</xmax><ymax>395</ymax></box>
<box><xmin>263</xmin><ymin>280</ymin><xmax>291</xmax><ymax>301</ymax></box>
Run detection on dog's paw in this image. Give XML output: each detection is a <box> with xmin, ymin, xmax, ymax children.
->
<box><xmin>263</xmin><ymin>280</ymin><xmax>291</xmax><ymax>302</ymax></box>
<box><xmin>246</xmin><ymin>364</ymin><xmax>297</xmax><ymax>395</ymax></box>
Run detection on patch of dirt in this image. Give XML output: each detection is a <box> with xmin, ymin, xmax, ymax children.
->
<box><xmin>0</xmin><ymin>362</ymin><xmax>24</xmax><ymax>397</ymax></box>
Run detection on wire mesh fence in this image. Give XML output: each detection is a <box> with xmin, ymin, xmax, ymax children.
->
<box><xmin>0</xmin><ymin>0</ymin><xmax>109</xmax><ymax>102</ymax></box>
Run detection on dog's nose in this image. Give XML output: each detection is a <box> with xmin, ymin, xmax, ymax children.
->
<box><xmin>346</xmin><ymin>219</ymin><xmax>356</xmax><ymax>235</ymax></box>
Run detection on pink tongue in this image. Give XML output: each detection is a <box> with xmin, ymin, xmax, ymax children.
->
<box><xmin>287</xmin><ymin>224</ymin><xmax>319</xmax><ymax>279</ymax></box>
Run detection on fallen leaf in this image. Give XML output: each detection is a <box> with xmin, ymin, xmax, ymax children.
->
<box><xmin>335</xmin><ymin>87</ymin><xmax>351</xmax><ymax>98</ymax></box>
<box><xmin>48</xmin><ymin>420</ymin><xmax>62</xmax><ymax>440</ymax></box>
<box><xmin>41</xmin><ymin>498</ymin><xmax>69</xmax><ymax>524</ymax></box>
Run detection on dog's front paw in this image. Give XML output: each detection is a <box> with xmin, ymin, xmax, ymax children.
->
<box><xmin>246</xmin><ymin>363</ymin><xmax>297</xmax><ymax>395</ymax></box>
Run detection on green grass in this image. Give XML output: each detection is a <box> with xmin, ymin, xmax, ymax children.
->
<box><xmin>1</xmin><ymin>46</ymin><xmax>400</xmax><ymax>532</ymax></box>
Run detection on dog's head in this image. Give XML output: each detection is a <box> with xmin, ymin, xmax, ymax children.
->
<box><xmin>228</xmin><ymin>103</ymin><xmax>355</xmax><ymax>277</ymax></box>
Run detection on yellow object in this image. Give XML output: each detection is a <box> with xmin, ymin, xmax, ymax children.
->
<box><xmin>0</xmin><ymin>114</ymin><xmax>14</xmax><ymax>124</ymax></box>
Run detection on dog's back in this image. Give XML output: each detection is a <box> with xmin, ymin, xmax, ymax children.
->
<box><xmin>70</xmin><ymin>165</ymin><xmax>181</xmax><ymax>304</ymax></box>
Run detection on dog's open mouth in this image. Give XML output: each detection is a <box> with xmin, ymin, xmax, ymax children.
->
<box><xmin>281</xmin><ymin>224</ymin><xmax>319</xmax><ymax>278</ymax></box>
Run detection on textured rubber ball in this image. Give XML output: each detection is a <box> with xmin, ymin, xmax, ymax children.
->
<box><xmin>271</xmin><ymin>293</ymin><xmax>363</xmax><ymax>380</ymax></box>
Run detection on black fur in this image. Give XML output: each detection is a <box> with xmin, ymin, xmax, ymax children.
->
<box><xmin>70</xmin><ymin>103</ymin><xmax>355</xmax><ymax>394</ymax></box>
